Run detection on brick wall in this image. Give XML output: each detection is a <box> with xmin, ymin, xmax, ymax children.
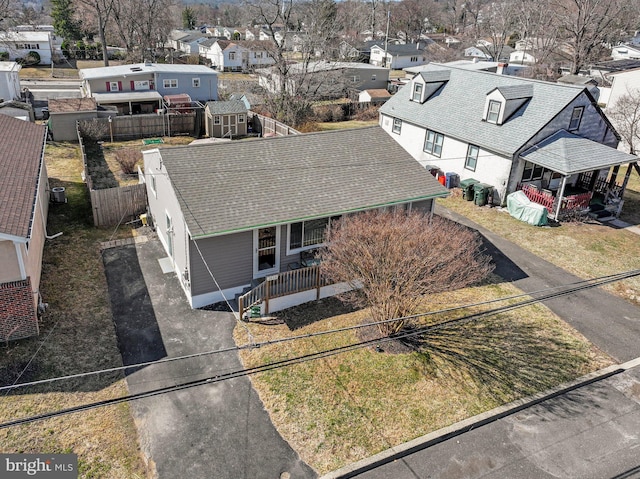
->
<box><xmin>0</xmin><ymin>278</ymin><xmax>39</xmax><ymax>341</ymax></box>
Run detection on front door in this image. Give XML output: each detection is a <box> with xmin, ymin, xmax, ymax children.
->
<box><xmin>253</xmin><ymin>226</ymin><xmax>280</xmax><ymax>278</ymax></box>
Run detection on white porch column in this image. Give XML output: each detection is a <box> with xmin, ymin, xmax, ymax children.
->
<box><xmin>553</xmin><ymin>175</ymin><xmax>568</xmax><ymax>220</ymax></box>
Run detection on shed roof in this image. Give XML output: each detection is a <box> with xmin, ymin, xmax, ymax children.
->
<box><xmin>520</xmin><ymin>130</ymin><xmax>637</xmax><ymax>175</ymax></box>
<box><xmin>380</xmin><ymin>64</ymin><xmax>587</xmax><ymax>157</ymax></box>
<box><xmin>0</xmin><ymin>116</ymin><xmax>46</xmax><ymax>239</ymax></box>
<box><xmin>155</xmin><ymin>127</ymin><xmax>449</xmax><ymax>237</ymax></box>
<box><xmin>49</xmin><ymin>97</ymin><xmax>97</xmax><ymax>113</ymax></box>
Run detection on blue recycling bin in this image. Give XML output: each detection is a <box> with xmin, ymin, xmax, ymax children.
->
<box><xmin>445</xmin><ymin>172</ymin><xmax>459</xmax><ymax>189</ymax></box>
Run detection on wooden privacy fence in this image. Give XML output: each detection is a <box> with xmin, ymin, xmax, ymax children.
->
<box><xmin>250</xmin><ymin>111</ymin><xmax>300</xmax><ymax>137</ymax></box>
<box><xmin>77</xmin><ymin>122</ymin><xmax>148</xmax><ymax>227</ymax></box>
<box><xmin>78</xmin><ymin>113</ymin><xmax>199</xmax><ymax>141</ymax></box>
<box><xmin>90</xmin><ymin>183</ymin><xmax>148</xmax><ymax>227</ymax></box>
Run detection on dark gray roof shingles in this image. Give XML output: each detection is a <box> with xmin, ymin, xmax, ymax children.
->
<box><xmin>158</xmin><ymin>127</ymin><xmax>448</xmax><ymax>236</ymax></box>
<box><xmin>205</xmin><ymin>100</ymin><xmax>247</xmax><ymax>115</ymax></box>
<box><xmin>0</xmin><ymin>116</ymin><xmax>46</xmax><ymax>238</ymax></box>
<box><xmin>381</xmin><ymin>64</ymin><xmax>586</xmax><ymax>156</ymax></box>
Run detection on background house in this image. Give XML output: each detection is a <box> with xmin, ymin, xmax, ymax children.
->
<box><xmin>611</xmin><ymin>44</ymin><xmax>640</xmax><ymax>61</ymax></box>
<box><xmin>0</xmin><ymin>30</ymin><xmax>54</xmax><ymax>64</ymax></box>
<box><xmin>202</xmin><ymin>40</ymin><xmax>275</xmax><ymax>72</ymax></box>
<box><xmin>142</xmin><ymin>127</ymin><xmax>448</xmax><ymax>309</ymax></box>
<box><xmin>0</xmin><ymin>61</ymin><xmax>21</xmax><ymax>101</ymax></box>
<box><xmin>369</xmin><ymin>42</ymin><xmax>430</xmax><ymax>69</ymax></box>
<box><xmin>0</xmin><ymin>115</ymin><xmax>49</xmax><ymax>341</ymax></box>
<box><xmin>80</xmin><ymin>63</ymin><xmax>218</xmax><ymax>113</ymax></box>
<box><xmin>204</xmin><ymin>99</ymin><xmax>247</xmax><ymax>137</ymax></box>
<box><xmin>379</xmin><ymin>64</ymin><xmax>637</xmax><ymax>217</ymax></box>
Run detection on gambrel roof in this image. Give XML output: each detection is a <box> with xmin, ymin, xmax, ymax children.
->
<box><xmin>380</xmin><ymin>64</ymin><xmax>591</xmax><ymax>157</ymax></box>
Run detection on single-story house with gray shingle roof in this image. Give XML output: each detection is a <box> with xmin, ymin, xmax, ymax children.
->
<box><xmin>380</xmin><ymin>63</ymin><xmax>639</xmax><ymax>219</ymax></box>
<box><xmin>143</xmin><ymin>126</ymin><xmax>449</xmax><ymax>310</ymax></box>
<box><xmin>204</xmin><ymin>100</ymin><xmax>247</xmax><ymax>137</ymax></box>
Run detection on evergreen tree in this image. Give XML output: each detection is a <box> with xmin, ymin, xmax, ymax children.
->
<box><xmin>51</xmin><ymin>0</ymin><xmax>82</xmax><ymax>41</ymax></box>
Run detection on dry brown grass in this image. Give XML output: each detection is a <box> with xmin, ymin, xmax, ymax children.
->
<box><xmin>438</xmin><ymin>190</ymin><xmax>640</xmax><ymax>305</ymax></box>
<box><xmin>0</xmin><ymin>142</ymin><xmax>148</xmax><ymax>478</ymax></box>
<box><xmin>235</xmin><ymin>280</ymin><xmax>612</xmax><ymax>474</ymax></box>
<box><xmin>315</xmin><ymin>120</ymin><xmax>379</xmax><ymax>131</ymax></box>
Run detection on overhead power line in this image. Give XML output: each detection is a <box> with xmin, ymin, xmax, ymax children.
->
<box><xmin>1</xmin><ymin>268</ymin><xmax>638</xmax><ymax>429</ymax></box>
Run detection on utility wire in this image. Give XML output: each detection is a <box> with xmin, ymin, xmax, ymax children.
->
<box><xmin>1</xmin><ymin>269</ymin><xmax>638</xmax><ymax>393</ymax></box>
<box><xmin>1</xmin><ymin>268</ymin><xmax>638</xmax><ymax>429</ymax></box>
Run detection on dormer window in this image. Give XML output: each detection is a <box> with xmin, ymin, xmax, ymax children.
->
<box><xmin>412</xmin><ymin>83</ymin><xmax>423</xmax><ymax>102</ymax></box>
<box><xmin>487</xmin><ymin>100</ymin><xmax>501</xmax><ymax>123</ymax></box>
<box><xmin>569</xmin><ymin>106</ymin><xmax>584</xmax><ymax>131</ymax></box>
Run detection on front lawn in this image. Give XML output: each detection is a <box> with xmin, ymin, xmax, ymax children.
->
<box><xmin>235</xmin><ymin>281</ymin><xmax>612</xmax><ymax>474</ymax></box>
<box><xmin>0</xmin><ymin>142</ymin><xmax>148</xmax><ymax>478</ymax></box>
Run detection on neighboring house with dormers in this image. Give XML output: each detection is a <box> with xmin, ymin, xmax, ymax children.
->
<box><xmin>143</xmin><ymin>127</ymin><xmax>448</xmax><ymax>310</ymax></box>
<box><xmin>0</xmin><ymin>115</ymin><xmax>49</xmax><ymax>341</ymax></box>
<box><xmin>203</xmin><ymin>40</ymin><xmax>275</xmax><ymax>71</ymax></box>
<box><xmin>79</xmin><ymin>63</ymin><xmax>217</xmax><ymax>113</ymax></box>
<box><xmin>380</xmin><ymin>64</ymin><xmax>638</xmax><ymax>218</ymax></box>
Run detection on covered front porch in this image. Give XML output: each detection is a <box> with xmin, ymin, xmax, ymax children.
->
<box><xmin>516</xmin><ymin>131</ymin><xmax>639</xmax><ymax>220</ymax></box>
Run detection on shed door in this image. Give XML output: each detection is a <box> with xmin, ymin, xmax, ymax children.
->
<box><xmin>253</xmin><ymin>227</ymin><xmax>280</xmax><ymax>278</ymax></box>
<box><xmin>222</xmin><ymin>115</ymin><xmax>237</xmax><ymax>137</ymax></box>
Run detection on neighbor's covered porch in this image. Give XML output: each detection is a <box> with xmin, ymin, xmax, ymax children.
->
<box><xmin>516</xmin><ymin>131</ymin><xmax>638</xmax><ymax>220</ymax></box>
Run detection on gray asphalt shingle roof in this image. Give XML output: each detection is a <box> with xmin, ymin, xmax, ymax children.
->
<box><xmin>496</xmin><ymin>84</ymin><xmax>533</xmax><ymax>100</ymax></box>
<box><xmin>380</xmin><ymin>64</ymin><xmax>587</xmax><ymax>156</ymax></box>
<box><xmin>205</xmin><ymin>100</ymin><xmax>247</xmax><ymax>115</ymax></box>
<box><xmin>520</xmin><ymin>130</ymin><xmax>637</xmax><ymax>175</ymax></box>
<box><xmin>0</xmin><ymin>116</ymin><xmax>46</xmax><ymax>239</ymax></box>
<box><xmin>158</xmin><ymin>127</ymin><xmax>449</xmax><ymax>237</ymax></box>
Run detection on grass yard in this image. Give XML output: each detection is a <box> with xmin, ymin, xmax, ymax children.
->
<box><xmin>618</xmin><ymin>164</ymin><xmax>640</xmax><ymax>225</ymax></box>
<box><xmin>87</xmin><ymin>136</ymin><xmax>194</xmax><ymax>188</ymax></box>
<box><xmin>235</xmin><ymin>280</ymin><xmax>612</xmax><ymax>474</ymax></box>
<box><xmin>315</xmin><ymin>119</ymin><xmax>379</xmax><ymax>131</ymax></box>
<box><xmin>438</xmin><ymin>186</ymin><xmax>640</xmax><ymax>305</ymax></box>
<box><xmin>0</xmin><ymin>142</ymin><xmax>148</xmax><ymax>478</ymax></box>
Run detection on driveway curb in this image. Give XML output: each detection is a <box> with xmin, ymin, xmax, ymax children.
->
<box><xmin>320</xmin><ymin>357</ymin><xmax>640</xmax><ymax>479</ymax></box>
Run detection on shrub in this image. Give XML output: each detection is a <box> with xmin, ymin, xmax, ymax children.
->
<box><xmin>25</xmin><ymin>51</ymin><xmax>41</xmax><ymax>65</ymax></box>
<box><xmin>115</xmin><ymin>148</ymin><xmax>142</xmax><ymax>175</ymax></box>
<box><xmin>0</xmin><ymin>51</ymin><xmax>9</xmax><ymax>61</ymax></box>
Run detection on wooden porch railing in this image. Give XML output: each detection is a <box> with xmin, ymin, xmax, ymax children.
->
<box><xmin>238</xmin><ymin>265</ymin><xmax>328</xmax><ymax>320</ymax></box>
<box><xmin>517</xmin><ymin>183</ymin><xmax>593</xmax><ymax>214</ymax></box>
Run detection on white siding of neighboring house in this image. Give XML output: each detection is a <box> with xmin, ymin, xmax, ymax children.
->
<box><xmin>0</xmin><ymin>32</ymin><xmax>53</xmax><ymax>64</ymax></box>
<box><xmin>379</xmin><ymin>112</ymin><xmax>513</xmax><ymax>201</ymax></box>
<box><xmin>607</xmin><ymin>69</ymin><xmax>640</xmax><ymax>113</ymax></box>
<box><xmin>369</xmin><ymin>46</ymin><xmax>388</xmax><ymax>67</ymax></box>
<box><xmin>370</xmin><ymin>45</ymin><xmax>426</xmax><ymax>69</ymax></box>
<box><xmin>0</xmin><ymin>65</ymin><xmax>21</xmax><ymax>101</ymax></box>
<box><xmin>509</xmin><ymin>50</ymin><xmax>536</xmax><ymax>65</ymax></box>
<box><xmin>611</xmin><ymin>45</ymin><xmax>640</xmax><ymax>61</ymax></box>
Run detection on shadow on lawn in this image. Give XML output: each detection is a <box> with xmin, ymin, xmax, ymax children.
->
<box><xmin>276</xmin><ymin>297</ymin><xmax>359</xmax><ymax>331</ymax></box>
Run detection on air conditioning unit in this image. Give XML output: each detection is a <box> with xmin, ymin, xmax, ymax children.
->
<box><xmin>50</xmin><ymin>187</ymin><xmax>67</xmax><ymax>203</ymax></box>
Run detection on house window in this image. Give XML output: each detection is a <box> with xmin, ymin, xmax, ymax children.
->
<box><xmin>412</xmin><ymin>83</ymin><xmax>423</xmax><ymax>102</ymax></box>
<box><xmin>109</xmin><ymin>81</ymin><xmax>120</xmax><ymax>92</ymax></box>
<box><xmin>150</xmin><ymin>172</ymin><xmax>157</xmax><ymax>197</ymax></box>
<box><xmin>288</xmin><ymin>217</ymin><xmax>339</xmax><ymax>252</ymax></box>
<box><xmin>371</xmin><ymin>74</ymin><xmax>376</xmax><ymax>81</ymax></box>
<box><xmin>487</xmin><ymin>100</ymin><xmax>501</xmax><ymax>123</ymax></box>
<box><xmin>410</xmin><ymin>56</ymin><xmax>418</xmax><ymax>62</ymax></box>
<box><xmin>424</xmin><ymin>130</ymin><xmax>444</xmax><ymax>157</ymax></box>
<box><xmin>214</xmin><ymin>115</ymin><xmax>220</xmax><ymax>124</ymax></box>
<box><xmin>238</xmin><ymin>114</ymin><xmax>245</xmax><ymax>123</ymax></box>
<box><xmin>465</xmin><ymin>144</ymin><xmax>479</xmax><ymax>171</ymax></box>
<box><xmin>351</xmin><ymin>75</ymin><xmax>361</xmax><ymax>82</ymax></box>
<box><xmin>229</xmin><ymin>52</ymin><xmax>236</xmax><ymax>60</ymax></box>
<box><xmin>163</xmin><ymin>79</ymin><xmax>178</xmax><ymax>88</ymax></box>
<box><xmin>569</xmin><ymin>106</ymin><xmax>584</xmax><ymax>131</ymax></box>
<box><xmin>392</xmin><ymin>118</ymin><xmax>402</xmax><ymax>134</ymax></box>
<box><xmin>192</xmin><ymin>78</ymin><xmax>200</xmax><ymax>88</ymax></box>
<box><xmin>521</xmin><ymin>160</ymin><xmax>544</xmax><ymax>181</ymax></box>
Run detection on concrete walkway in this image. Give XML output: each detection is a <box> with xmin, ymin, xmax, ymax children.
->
<box><xmin>102</xmin><ymin>235</ymin><xmax>316</xmax><ymax>479</ymax></box>
<box><xmin>436</xmin><ymin>204</ymin><xmax>640</xmax><ymax>363</ymax></box>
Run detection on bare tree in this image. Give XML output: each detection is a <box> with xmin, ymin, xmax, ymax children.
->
<box><xmin>75</xmin><ymin>0</ymin><xmax>115</xmax><ymax>66</ymax></box>
<box><xmin>476</xmin><ymin>1</ymin><xmax>517</xmax><ymax>62</ymax></box>
<box><xmin>390</xmin><ymin>0</ymin><xmax>437</xmax><ymax>44</ymax></box>
<box><xmin>608</xmin><ymin>88</ymin><xmax>640</xmax><ymax>155</ymax></box>
<box><xmin>320</xmin><ymin>211</ymin><xmax>494</xmax><ymax>337</ymax></box>
<box><xmin>552</xmin><ymin>0</ymin><xmax>634</xmax><ymax>74</ymax></box>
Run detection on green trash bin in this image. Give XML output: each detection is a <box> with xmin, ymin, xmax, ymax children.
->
<box><xmin>459</xmin><ymin>178</ymin><xmax>479</xmax><ymax>201</ymax></box>
<box><xmin>474</xmin><ymin>183</ymin><xmax>492</xmax><ymax>206</ymax></box>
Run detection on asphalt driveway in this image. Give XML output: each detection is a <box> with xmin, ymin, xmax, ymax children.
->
<box><xmin>102</xmin><ymin>234</ymin><xmax>316</xmax><ymax>479</ymax></box>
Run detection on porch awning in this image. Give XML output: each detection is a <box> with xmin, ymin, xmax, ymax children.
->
<box><xmin>520</xmin><ymin>130</ymin><xmax>637</xmax><ymax>176</ymax></box>
<box><xmin>92</xmin><ymin>91</ymin><xmax>162</xmax><ymax>104</ymax></box>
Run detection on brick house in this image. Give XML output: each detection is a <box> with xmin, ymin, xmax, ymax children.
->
<box><xmin>0</xmin><ymin>115</ymin><xmax>49</xmax><ymax>341</ymax></box>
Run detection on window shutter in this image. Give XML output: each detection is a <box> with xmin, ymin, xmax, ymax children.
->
<box><xmin>118</xmin><ymin>81</ymin><xmax>122</xmax><ymax>91</ymax></box>
<box><xmin>106</xmin><ymin>82</ymin><xmax>111</xmax><ymax>91</ymax></box>
<box><xmin>130</xmin><ymin>81</ymin><xmax>135</xmax><ymax>90</ymax></box>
